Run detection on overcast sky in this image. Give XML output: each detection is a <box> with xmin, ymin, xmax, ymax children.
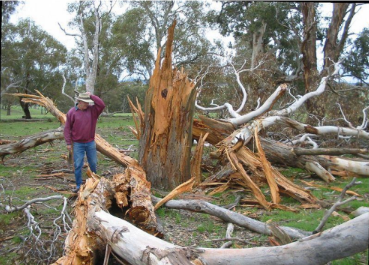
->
<box><xmin>9</xmin><ymin>1</ymin><xmax>369</xmax><ymax>52</ymax></box>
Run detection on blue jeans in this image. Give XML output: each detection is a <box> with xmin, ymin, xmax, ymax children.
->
<box><xmin>73</xmin><ymin>141</ymin><xmax>97</xmax><ymax>188</ymax></box>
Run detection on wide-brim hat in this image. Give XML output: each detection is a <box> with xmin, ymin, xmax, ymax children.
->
<box><xmin>76</xmin><ymin>92</ymin><xmax>94</xmax><ymax>103</ymax></box>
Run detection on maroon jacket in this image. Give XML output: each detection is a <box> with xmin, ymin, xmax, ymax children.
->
<box><xmin>64</xmin><ymin>95</ymin><xmax>105</xmax><ymax>145</ymax></box>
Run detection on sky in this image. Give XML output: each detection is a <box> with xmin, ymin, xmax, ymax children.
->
<box><xmin>9</xmin><ymin>1</ymin><xmax>369</xmax><ymax>52</ymax></box>
<box><xmin>9</xmin><ymin>0</ymin><xmax>224</xmax><ymax>51</ymax></box>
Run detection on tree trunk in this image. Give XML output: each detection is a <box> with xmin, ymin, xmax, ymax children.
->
<box><xmin>6</xmin><ymin>104</ymin><xmax>11</xmax><ymax>116</ymax></box>
<box><xmin>323</xmin><ymin>3</ymin><xmax>350</xmax><ymax>72</ymax></box>
<box><xmin>301</xmin><ymin>3</ymin><xmax>319</xmax><ymax>115</ymax></box>
<box><xmin>138</xmin><ymin>20</ymin><xmax>197</xmax><ymax>190</ymax></box>
<box><xmin>20</xmin><ymin>100</ymin><xmax>31</xmax><ymax>119</ymax></box>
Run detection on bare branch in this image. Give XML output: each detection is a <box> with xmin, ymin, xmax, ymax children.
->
<box><xmin>5</xmin><ymin>195</ymin><xmax>65</xmax><ymax>212</ymax></box>
<box><xmin>358</xmin><ymin>106</ymin><xmax>369</xmax><ymax>130</ymax></box>
<box><xmin>61</xmin><ymin>74</ymin><xmax>75</xmax><ymax>104</ymax></box>
<box><xmin>58</xmin><ymin>22</ymin><xmax>81</xmax><ymax>38</ymax></box>
<box><xmin>270</xmin><ymin>62</ymin><xmax>341</xmax><ymax>117</ymax></box>
<box><xmin>313</xmin><ymin>178</ymin><xmax>357</xmax><ymax>233</ymax></box>
<box><xmin>336</xmin><ymin>103</ymin><xmax>355</xmax><ymax>129</ymax></box>
<box><xmin>229</xmin><ymin>84</ymin><xmax>287</xmax><ymax>125</ymax></box>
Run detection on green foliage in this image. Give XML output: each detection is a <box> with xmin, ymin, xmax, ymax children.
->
<box><xmin>111</xmin><ymin>1</ymin><xmax>212</xmax><ymax>80</ymax></box>
<box><xmin>342</xmin><ymin>27</ymin><xmax>369</xmax><ymax>84</ymax></box>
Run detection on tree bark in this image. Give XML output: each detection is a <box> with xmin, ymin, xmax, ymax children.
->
<box><xmin>301</xmin><ymin>3</ymin><xmax>319</xmax><ymax>114</ymax></box>
<box><xmin>138</xmin><ymin>20</ymin><xmax>197</xmax><ymax>190</ymax></box>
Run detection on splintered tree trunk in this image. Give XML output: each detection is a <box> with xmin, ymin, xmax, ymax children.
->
<box><xmin>138</xmin><ymin>20</ymin><xmax>197</xmax><ymax>190</ymax></box>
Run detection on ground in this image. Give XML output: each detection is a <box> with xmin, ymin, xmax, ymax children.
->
<box><xmin>0</xmin><ymin>113</ymin><xmax>368</xmax><ymax>264</ymax></box>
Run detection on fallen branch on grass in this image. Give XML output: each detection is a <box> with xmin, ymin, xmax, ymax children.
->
<box><xmin>313</xmin><ymin>178</ymin><xmax>358</xmax><ymax>234</ymax></box>
<box><xmin>151</xmin><ymin>196</ymin><xmax>310</xmax><ymax>239</ymax></box>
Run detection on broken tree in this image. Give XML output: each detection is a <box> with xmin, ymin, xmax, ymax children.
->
<box><xmin>136</xmin><ymin>20</ymin><xmax>197</xmax><ymax>190</ymax></box>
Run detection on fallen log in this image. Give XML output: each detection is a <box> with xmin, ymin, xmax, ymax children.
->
<box><xmin>54</xmin><ymin>173</ymin><xmax>161</xmax><ymax>264</ymax></box>
<box><xmin>0</xmin><ymin>127</ymin><xmax>64</xmax><ymax>160</ymax></box>
<box><xmin>199</xmin><ymin>212</ymin><xmax>369</xmax><ymax>265</ymax></box>
<box><xmin>94</xmin><ymin>206</ymin><xmax>369</xmax><ymax>265</ymax></box>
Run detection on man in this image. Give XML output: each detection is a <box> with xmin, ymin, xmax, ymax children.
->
<box><xmin>64</xmin><ymin>92</ymin><xmax>105</xmax><ymax>193</ymax></box>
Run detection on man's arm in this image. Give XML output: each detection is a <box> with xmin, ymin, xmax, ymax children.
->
<box><xmin>90</xmin><ymin>94</ymin><xmax>106</xmax><ymax>116</ymax></box>
<box><xmin>64</xmin><ymin>112</ymin><xmax>73</xmax><ymax>149</ymax></box>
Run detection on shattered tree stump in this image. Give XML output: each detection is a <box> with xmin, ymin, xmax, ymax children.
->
<box><xmin>137</xmin><ymin>20</ymin><xmax>198</xmax><ymax>190</ymax></box>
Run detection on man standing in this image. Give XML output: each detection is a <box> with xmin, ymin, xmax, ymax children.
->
<box><xmin>64</xmin><ymin>92</ymin><xmax>105</xmax><ymax>193</ymax></box>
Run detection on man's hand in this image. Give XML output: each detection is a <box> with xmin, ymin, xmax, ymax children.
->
<box><xmin>67</xmin><ymin>145</ymin><xmax>72</xmax><ymax>150</ymax></box>
<box><xmin>85</xmin><ymin>92</ymin><xmax>91</xmax><ymax>97</ymax></box>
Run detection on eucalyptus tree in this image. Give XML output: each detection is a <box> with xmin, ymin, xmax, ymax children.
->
<box><xmin>112</xmin><ymin>0</ymin><xmax>214</xmax><ymax>81</ymax></box>
<box><xmin>342</xmin><ymin>27</ymin><xmax>369</xmax><ymax>86</ymax></box>
<box><xmin>207</xmin><ymin>2</ymin><xmax>366</xmax><ymax>119</ymax></box>
<box><xmin>1</xmin><ymin>18</ymin><xmax>67</xmax><ymax>118</ymax></box>
<box><xmin>1</xmin><ymin>1</ymin><xmax>23</xmax><ymax>114</ymax></box>
<box><xmin>59</xmin><ymin>0</ymin><xmax>116</xmax><ymax>95</ymax></box>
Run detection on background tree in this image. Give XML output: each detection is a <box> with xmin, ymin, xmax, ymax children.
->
<box><xmin>60</xmin><ymin>1</ymin><xmax>115</xmax><ymax>95</ymax></box>
<box><xmin>112</xmin><ymin>1</ymin><xmax>213</xmax><ymax>81</ymax></box>
<box><xmin>1</xmin><ymin>18</ymin><xmax>67</xmax><ymax>119</ymax></box>
<box><xmin>342</xmin><ymin>27</ymin><xmax>369</xmax><ymax>85</ymax></box>
<box><xmin>1</xmin><ymin>1</ymin><xmax>23</xmax><ymax>116</ymax></box>
<box><xmin>205</xmin><ymin>2</ymin><xmax>368</xmax><ymax>123</ymax></box>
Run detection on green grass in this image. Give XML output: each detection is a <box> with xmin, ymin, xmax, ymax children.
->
<box><xmin>0</xmin><ymin>105</ymin><xmax>54</xmax><ymax>120</ymax></box>
<box><xmin>0</xmin><ymin>119</ymin><xmax>60</xmax><ymax>137</ymax></box>
<box><xmin>0</xmin><ymin>212</ymin><xmax>20</xmax><ymax>225</ymax></box>
<box><xmin>0</xmin><ymin>252</ymin><xmax>18</xmax><ymax>265</ymax></box>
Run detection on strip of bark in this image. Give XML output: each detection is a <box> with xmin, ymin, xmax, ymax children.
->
<box><xmin>254</xmin><ymin>127</ymin><xmax>280</xmax><ymax>204</ymax></box>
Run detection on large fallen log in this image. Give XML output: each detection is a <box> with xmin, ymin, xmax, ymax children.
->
<box><xmin>53</xmin><ymin>170</ymin><xmax>161</xmax><ymax>264</ymax></box>
<box><xmin>94</xmin><ymin>207</ymin><xmax>369</xmax><ymax>265</ymax></box>
<box><xmin>198</xmin><ymin>212</ymin><xmax>369</xmax><ymax>265</ymax></box>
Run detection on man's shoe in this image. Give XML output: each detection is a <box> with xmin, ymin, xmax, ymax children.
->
<box><xmin>71</xmin><ymin>187</ymin><xmax>80</xmax><ymax>193</ymax></box>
